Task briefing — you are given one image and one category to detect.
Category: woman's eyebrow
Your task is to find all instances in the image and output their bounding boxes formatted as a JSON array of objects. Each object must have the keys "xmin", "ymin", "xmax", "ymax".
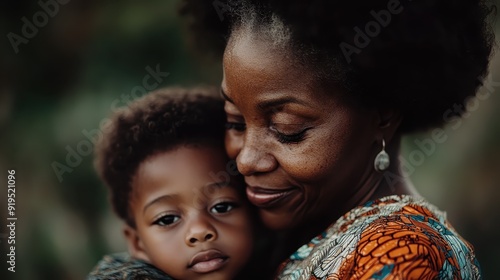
[
  {"xmin": 257, "ymin": 97, "xmax": 307, "ymax": 111},
  {"xmin": 221, "ymin": 87, "xmax": 309, "ymax": 109},
  {"xmin": 220, "ymin": 88, "xmax": 234, "ymax": 104}
]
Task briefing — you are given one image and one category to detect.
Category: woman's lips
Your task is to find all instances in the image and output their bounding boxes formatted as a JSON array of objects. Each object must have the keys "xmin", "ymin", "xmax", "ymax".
[
  {"xmin": 246, "ymin": 185, "xmax": 298, "ymax": 208},
  {"xmin": 188, "ymin": 249, "xmax": 228, "ymax": 273}
]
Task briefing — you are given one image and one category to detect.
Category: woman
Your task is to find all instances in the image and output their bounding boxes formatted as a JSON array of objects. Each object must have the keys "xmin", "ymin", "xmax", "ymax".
[
  {"xmin": 213, "ymin": 0, "xmax": 492, "ymax": 278},
  {"xmin": 91, "ymin": 0, "xmax": 493, "ymax": 278}
]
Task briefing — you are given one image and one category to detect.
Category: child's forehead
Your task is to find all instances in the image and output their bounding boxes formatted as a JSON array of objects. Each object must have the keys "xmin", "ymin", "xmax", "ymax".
[
  {"xmin": 132, "ymin": 145, "xmax": 243, "ymax": 198},
  {"xmin": 141, "ymin": 145, "xmax": 228, "ymax": 172}
]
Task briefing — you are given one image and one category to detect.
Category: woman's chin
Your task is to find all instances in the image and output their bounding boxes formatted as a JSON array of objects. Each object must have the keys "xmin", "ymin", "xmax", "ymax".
[{"xmin": 259, "ymin": 210, "xmax": 297, "ymax": 230}]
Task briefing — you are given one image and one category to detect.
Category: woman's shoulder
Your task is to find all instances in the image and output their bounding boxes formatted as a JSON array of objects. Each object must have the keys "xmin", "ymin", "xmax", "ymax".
[
  {"xmin": 278, "ymin": 195, "xmax": 482, "ymax": 279},
  {"xmin": 87, "ymin": 253, "xmax": 173, "ymax": 280},
  {"xmin": 349, "ymin": 195, "xmax": 481, "ymax": 279}
]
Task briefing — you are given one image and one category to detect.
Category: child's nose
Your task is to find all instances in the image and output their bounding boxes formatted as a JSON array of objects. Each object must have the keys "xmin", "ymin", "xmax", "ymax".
[{"xmin": 185, "ymin": 217, "xmax": 217, "ymax": 246}]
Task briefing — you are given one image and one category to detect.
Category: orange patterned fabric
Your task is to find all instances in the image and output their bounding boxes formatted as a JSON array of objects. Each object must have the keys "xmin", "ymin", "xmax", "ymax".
[{"xmin": 277, "ymin": 195, "xmax": 481, "ymax": 280}]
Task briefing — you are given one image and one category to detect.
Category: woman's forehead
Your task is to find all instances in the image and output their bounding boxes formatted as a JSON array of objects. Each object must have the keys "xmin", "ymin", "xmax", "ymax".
[
  {"xmin": 225, "ymin": 32, "xmax": 289, "ymax": 70},
  {"xmin": 224, "ymin": 36, "xmax": 311, "ymax": 89},
  {"xmin": 222, "ymin": 52, "xmax": 341, "ymax": 112}
]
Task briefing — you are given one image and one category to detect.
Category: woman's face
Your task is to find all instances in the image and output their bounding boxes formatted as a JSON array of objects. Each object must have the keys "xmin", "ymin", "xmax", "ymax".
[{"xmin": 222, "ymin": 32, "xmax": 380, "ymax": 230}]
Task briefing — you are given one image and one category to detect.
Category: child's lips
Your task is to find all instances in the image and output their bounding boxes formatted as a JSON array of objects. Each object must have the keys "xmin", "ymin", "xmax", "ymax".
[{"xmin": 188, "ymin": 249, "xmax": 229, "ymax": 273}]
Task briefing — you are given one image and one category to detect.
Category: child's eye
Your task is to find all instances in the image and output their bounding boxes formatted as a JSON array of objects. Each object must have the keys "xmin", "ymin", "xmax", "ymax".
[
  {"xmin": 210, "ymin": 202, "xmax": 237, "ymax": 214},
  {"xmin": 225, "ymin": 122, "xmax": 246, "ymax": 132},
  {"xmin": 153, "ymin": 215, "xmax": 180, "ymax": 226}
]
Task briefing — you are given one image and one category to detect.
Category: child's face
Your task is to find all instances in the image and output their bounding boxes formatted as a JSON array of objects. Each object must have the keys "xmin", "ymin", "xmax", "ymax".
[{"xmin": 125, "ymin": 146, "xmax": 254, "ymax": 280}]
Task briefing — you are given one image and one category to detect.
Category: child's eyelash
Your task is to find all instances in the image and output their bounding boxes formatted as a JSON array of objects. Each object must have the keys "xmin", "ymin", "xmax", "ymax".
[
  {"xmin": 152, "ymin": 215, "xmax": 180, "ymax": 227},
  {"xmin": 225, "ymin": 122, "xmax": 246, "ymax": 132},
  {"xmin": 210, "ymin": 201, "xmax": 240, "ymax": 214}
]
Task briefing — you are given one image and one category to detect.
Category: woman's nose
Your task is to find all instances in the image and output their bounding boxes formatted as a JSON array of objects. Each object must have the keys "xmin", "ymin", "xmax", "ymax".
[
  {"xmin": 236, "ymin": 130, "xmax": 277, "ymax": 176},
  {"xmin": 185, "ymin": 216, "xmax": 218, "ymax": 246}
]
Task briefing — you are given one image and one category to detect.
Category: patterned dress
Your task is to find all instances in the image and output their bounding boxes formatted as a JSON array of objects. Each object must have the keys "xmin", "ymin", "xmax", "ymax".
[
  {"xmin": 87, "ymin": 253, "xmax": 172, "ymax": 280},
  {"xmin": 87, "ymin": 195, "xmax": 481, "ymax": 279},
  {"xmin": 276, "ymin": 195, "xmax": 481, "ymax": 280}
]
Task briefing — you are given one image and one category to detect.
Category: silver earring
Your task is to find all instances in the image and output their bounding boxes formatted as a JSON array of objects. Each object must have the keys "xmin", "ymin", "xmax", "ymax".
[{"xmin": 374, "ymin": 139, "xmax": 390, "ymax": 172}]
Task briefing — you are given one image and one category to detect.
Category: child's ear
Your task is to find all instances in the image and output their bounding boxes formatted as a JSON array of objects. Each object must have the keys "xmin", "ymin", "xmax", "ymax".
[{"xmin": 123, "ymin": 224, "xmax": 150, "ymax": 262}]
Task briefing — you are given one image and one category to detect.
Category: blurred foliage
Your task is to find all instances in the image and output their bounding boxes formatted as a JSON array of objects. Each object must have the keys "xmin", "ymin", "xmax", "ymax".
[{"xmin": 0, "ymin": 0, "xmax": 499, "ymax": 279}]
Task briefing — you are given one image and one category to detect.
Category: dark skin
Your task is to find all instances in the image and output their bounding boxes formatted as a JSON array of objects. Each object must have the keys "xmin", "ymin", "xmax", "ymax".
[
  {"xmin": 124, "ymin": 146, "xmax": 254, "ymax": 280},
  {"xmin": 221, "ymin": 30, "xmax": 419, "ymax": 264}
]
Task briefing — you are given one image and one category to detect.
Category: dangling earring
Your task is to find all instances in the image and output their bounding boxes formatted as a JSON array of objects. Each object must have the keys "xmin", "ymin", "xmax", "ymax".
[{"xmin": 374, "ymin": 139, "xmax": 390, "ymax": 172}]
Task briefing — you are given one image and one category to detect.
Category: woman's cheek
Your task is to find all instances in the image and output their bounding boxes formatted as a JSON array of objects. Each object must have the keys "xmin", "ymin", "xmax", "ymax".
[
  {"xmin": 287, "ymin": 154, "xmax": 336, "ymax": 183},
  {"xmin": 281, "ymin": 158, "xmax": 317, "ymax": 181},
  {"xmin": 225, "ymin": 131, "xmax": 242, "ymax": 159}
]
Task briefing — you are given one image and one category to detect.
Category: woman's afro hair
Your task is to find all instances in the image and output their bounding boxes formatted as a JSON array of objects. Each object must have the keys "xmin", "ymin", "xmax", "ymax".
[{"xmin": 180, "ymin": 0, "xmax": 496, "ymax": 133}]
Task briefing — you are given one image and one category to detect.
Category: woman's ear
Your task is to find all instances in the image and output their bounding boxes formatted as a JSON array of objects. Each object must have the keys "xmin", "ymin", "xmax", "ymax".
[
  {"xmin": 377, "ymin": 109, "xmax": 402, "ymax": 142},
  {"xmin": 123, "ymin": 224, "xmax": 150, "ymax": 262}
]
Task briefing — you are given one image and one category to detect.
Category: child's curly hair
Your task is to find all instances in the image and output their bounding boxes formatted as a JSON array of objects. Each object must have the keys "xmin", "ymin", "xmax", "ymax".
[{"xmin": 94, "ymin": 87, "xmax": 225, "ymax": 227}]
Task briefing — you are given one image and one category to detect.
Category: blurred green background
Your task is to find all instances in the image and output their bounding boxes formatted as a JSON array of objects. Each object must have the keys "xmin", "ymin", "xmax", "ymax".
[{"xmin": 0, "ymin": 1, "xmax": 499, "ymax": 279}]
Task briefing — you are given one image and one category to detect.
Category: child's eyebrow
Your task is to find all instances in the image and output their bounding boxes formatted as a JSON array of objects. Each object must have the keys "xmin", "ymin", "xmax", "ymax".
[
  {"xmin": 205, "ymin": 180, "xmax": 231, "ymax": 189},
  {"xmin": 143, "ymin": 194, "xmax": 178, "ymax": 214}
]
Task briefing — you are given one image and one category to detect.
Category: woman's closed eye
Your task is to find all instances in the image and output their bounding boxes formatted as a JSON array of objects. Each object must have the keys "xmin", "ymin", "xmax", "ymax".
[
  {"xmin": 210, "ymin": 202, "xmax": 238, "ymax": 214},
  {"xmin": 153, "ymin": 215, "xmax": 180, "ymax": 227},
  {"xmin": 271, "ymin": 125, "xmax": 312, "ymax": 144}
]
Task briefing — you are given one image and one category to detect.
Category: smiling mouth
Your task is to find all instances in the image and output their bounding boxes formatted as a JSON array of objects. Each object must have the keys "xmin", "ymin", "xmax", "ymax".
[
  {"xmin": 246, "ymin": 185, "xmax": 298, "ymax": 208},
  {"xmin": 188, "ymin": 249, "xmax": 229, "ymax": 273}
]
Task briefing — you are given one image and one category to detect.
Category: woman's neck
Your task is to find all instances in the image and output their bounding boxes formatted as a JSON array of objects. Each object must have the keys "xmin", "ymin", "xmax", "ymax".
[
  {"xmin": 270, "ymin": 138, "xmax": 419, "ymax": 265},
  {"xmin": 366, "ymin": 138, "xmax": 420, "ymax": 201},
  {"xmin": 342, "ymin": 137, "xmax": 420, "ymax": 209}
]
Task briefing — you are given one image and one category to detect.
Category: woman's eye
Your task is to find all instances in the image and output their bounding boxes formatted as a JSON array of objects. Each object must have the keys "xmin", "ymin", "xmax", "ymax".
[
  {"xmin": 272, "ymin": 126, "xmax": 311, "ymax": 144},
  {"xmin": 225, "ymin": 122, "xmax": 246, "ymax": 132},
  {"xmin": 153, "ymin": 215, "xmax": 180, "ymax": 226},
  {"xmin": 210, "ymin": 202, "xmax": 237, "ymax": 214}
]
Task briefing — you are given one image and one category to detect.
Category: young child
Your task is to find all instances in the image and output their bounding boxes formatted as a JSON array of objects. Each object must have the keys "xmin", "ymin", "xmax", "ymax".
[{"xmin": 88, "ymin": 87, "xmax": 256, "ymax": 280}]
